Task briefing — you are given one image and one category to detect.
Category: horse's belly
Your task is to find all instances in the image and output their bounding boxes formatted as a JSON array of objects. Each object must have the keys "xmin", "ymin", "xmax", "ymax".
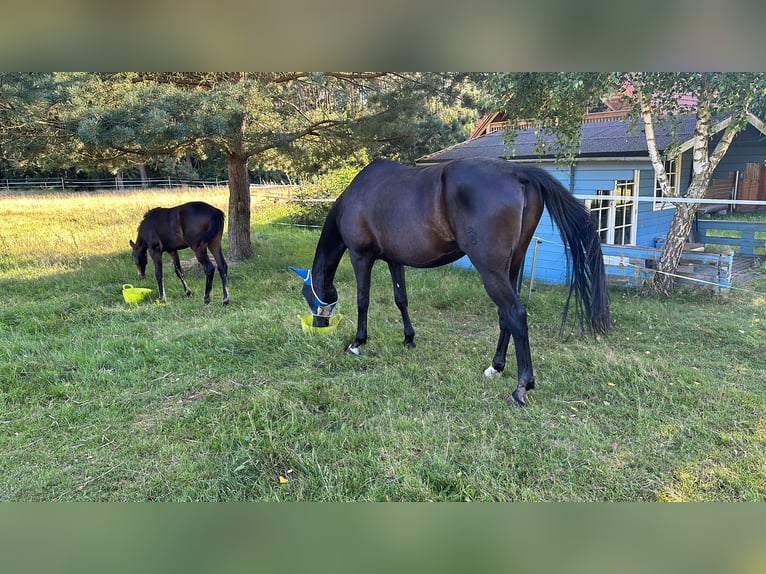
[{"xmin": 381, "ymin": 241, "xmax": 463, "ymax": 268}]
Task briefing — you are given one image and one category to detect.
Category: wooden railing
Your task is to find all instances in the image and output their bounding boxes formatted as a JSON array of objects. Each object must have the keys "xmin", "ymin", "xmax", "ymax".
[{"xmin": 694, "ymin": 220, "xmax": 766, "ymax": 256}]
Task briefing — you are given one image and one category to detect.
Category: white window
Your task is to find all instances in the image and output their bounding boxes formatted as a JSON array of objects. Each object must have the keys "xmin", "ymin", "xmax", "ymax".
[
  {"xmin": 586, "ymin": 171, "xmax": 639, "ymax": 246},
  {"xmin": 653, "ymin": 157, "xmax": 680, "ymax": 211}
]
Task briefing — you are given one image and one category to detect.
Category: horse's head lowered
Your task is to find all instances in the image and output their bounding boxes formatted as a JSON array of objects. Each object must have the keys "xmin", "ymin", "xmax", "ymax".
[
  {"xmin": 129, "ymin": 239, "xmax": 148, "ymax": 280},
  {"xmin": 289, "ymin": 266, "xmax": 337, "ymax": 327}
]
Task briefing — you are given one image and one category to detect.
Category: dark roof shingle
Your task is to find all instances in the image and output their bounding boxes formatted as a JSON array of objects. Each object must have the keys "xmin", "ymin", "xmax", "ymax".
[{"xmin": 418, "ymin": 115, "xmax": 699, "ymax": 164}]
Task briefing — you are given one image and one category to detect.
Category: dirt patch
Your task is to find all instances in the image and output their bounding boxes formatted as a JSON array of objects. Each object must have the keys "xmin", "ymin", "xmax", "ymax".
[{"xmin": 133, "ymin": 378, "xmax": 238, "ymax": 433}]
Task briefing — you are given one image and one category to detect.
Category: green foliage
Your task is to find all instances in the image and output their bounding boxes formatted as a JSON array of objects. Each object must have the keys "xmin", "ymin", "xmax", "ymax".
[
  {"xmin": 486, "ymin": 72, "xmax": 615, "ymax": 163},
  {"xmin": 3, "ymin": 72, "xmax": 480, "ymax": 178},
  {"xmin": 485, "ymin": 72, "xmax": 766, "ymax": 164},
  {"xmin": 288, "ymin": 152, "xmax": 369, "ymax": 227}
]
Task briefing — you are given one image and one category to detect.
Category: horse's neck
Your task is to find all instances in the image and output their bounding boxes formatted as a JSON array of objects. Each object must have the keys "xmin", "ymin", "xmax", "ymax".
[
  {"xmin": 311, "ymin": 253, "xmax": 340, "ymax": 302},
  {"xmin": 311, "ymin": 218, "xmax": 345, "ymax": 302}
]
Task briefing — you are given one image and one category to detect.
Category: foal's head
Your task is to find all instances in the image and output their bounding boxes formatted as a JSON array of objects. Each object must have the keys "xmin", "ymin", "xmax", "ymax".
[{"xmin": 129, "ymin": 239, "xmax": 148, "ymax": 280}]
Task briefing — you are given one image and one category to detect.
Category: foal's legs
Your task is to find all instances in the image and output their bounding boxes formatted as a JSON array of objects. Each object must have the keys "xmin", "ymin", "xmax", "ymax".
[
  {"xmin": 192, "ymin": 246, "xmax": 217, "ymax": 305},
  {"xmin": 348, "ymin": 252, "xmax": 374, "ymax": 355},
  {"xmin": 150, "ymin": 249, "xmax": 167, "ymax": 303},
  {"xmin": 480, "ymin": 269, "xmax": 535, "ymax": 407},
  {"xmin": 387, "ymin": 262, "xmax": 416, "ymax": 349},
  {"xmin": 208, "ymin": 236, "xmax": 229, "ymax": 305},
  {"xmin": 169, "ymin": 250, "xmax": 193, "ymax": 297}
]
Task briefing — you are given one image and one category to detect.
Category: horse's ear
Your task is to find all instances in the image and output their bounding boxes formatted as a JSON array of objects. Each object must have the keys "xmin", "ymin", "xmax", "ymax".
[
  {"xmin": 129, "ymin": 240, "xmax": 135, "ymax": 248},
  {"xmin": 288, "ymin": 266, "xmax": 311, "ymax": 283}
]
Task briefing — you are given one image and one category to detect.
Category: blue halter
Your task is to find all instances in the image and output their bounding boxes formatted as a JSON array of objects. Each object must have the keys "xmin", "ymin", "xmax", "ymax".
[{"xmin": 289, "ymin": 266, "xmax": 337, "ymax": 317}]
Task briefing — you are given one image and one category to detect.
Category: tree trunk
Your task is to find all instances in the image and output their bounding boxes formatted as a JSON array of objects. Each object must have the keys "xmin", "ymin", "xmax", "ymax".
[
  {"xmin": 646, "ymin": 80, "xmax": 744, "ymax": 296},
  {"xmin": 227, "ymin": 152, "xmax": 252, "ymax": 261},
  {"xmin": 652, "ymin": 203, "xmax": 697, "ymax": 295},
  {"xmin": 138, "ymin": 164, "xmax": 149, "ymax": 188}
]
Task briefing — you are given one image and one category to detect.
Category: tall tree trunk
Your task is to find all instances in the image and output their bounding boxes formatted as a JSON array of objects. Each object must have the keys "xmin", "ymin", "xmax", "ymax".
[
  {"xmin": 645, "ymin": 77, "xmax": 745, "ymax": 295},
  {"xmin": 652, "ymin": 203, "xmax": 697, "ymax": 295},
  {"xmin": 226, "ymin": 151, "xmax": 252, "ymax": 261}
]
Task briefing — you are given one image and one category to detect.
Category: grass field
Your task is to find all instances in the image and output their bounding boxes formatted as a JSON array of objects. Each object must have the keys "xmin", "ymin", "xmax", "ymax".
[{"xmin": 1, "ymin": 188, "xmax": 765, "ymax": 501}]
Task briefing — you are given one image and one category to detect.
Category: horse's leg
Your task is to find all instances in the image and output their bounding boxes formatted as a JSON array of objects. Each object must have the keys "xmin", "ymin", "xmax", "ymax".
[
  {"xmin": 170, "ymin": 250, "xmax": 193, "ymax": 298},
  {"xmin": 348, "ymin": 252, "xmax": 374, "ymax": 355},
  {"xmin": 150, "ymin": 249, "xmax": 166, "ymax": 303},
  {"xmin": 208, "ymin": 237, "xmax": 229, "ymax": 305},
  {"xmin": 193, "ymin": 247, "xmax": 216, "ymax": 305},
  {"xmin": 480, "ymin": 271, "xmax": 535, "ymax": 407},
  {"xmin": 387, "ymin": 261, "xmax": 415, "ymax": 349}
]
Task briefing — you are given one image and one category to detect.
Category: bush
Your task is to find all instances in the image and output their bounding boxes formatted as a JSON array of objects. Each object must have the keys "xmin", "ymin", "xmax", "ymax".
[{"xmin": 288, "ymin": 158, "xmax": 367, "ymax": 227}]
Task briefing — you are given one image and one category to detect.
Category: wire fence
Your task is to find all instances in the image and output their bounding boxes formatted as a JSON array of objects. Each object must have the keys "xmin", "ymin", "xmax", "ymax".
[
  {"xmin": 3, "ymin": 174, "xmax": 765, "ymax": 207},
  {"xmin": 0, "ymin": 176, "xmax": 295, "ymax": 193}
]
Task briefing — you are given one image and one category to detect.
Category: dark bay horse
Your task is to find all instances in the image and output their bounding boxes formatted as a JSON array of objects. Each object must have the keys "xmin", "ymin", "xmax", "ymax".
[
  {"xmin": 290, "ymin": 158, "xmax": 610, "ymax": 407},
  {"xmin": 130, "ymin": 201, "xmax": 229, "ymax": 305}
]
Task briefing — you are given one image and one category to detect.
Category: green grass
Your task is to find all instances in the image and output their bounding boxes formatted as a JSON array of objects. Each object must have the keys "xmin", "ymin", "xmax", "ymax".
[{"xmin": 1, "ymin": 189, "xmax": 765, "ymax": 500}]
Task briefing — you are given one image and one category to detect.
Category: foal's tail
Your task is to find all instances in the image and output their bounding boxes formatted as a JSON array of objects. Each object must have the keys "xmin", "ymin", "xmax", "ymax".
[
  {"xmin": 520, "ymin": 165, "xmax": 611, "ymax": 336},
  {"xmin": 202, "ymin": 207, "xmax": 226, "ymax": 244}
]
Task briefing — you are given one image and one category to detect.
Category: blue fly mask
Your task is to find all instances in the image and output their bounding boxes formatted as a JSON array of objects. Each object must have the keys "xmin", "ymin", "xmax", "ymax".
[{"xmin": 289, "ymin": 266, "xmax": 338, "ymax": 317}]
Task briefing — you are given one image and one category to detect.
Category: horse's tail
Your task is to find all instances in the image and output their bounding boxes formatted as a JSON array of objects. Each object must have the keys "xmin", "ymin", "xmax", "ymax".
[
  {"xmin": 520, "ymin": 166, "xmax": 611, "ymax": 336},
  {"xmin": 202, "ymin": 207, "xmax": 226, "ymax": 244}
]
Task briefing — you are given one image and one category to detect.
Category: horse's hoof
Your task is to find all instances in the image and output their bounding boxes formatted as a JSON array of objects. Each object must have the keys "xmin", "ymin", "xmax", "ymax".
[
  {"xmin": 403, "ymin": 340, "xmax": 416, "ymax": 350},
  {"xmin": 484, "ymin": 365, "xmax": 502, "ymax": 378},
  {"xmin": 222, "ymin": 299, "xmax": 229, "ymax": 306},
  {"xmin": 508, "ymin": 388, "xmax": 528, "ymax": 407},
  {"xmin": 186, "ymin": 291, "xmax": 193, "ymax": 298},
  {"xmin": 347, "ymin": 345, "xmax": 361, "ymax": 356}
]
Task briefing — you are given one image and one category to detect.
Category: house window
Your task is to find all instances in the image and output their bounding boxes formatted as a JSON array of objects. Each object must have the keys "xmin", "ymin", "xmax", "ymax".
[
  {"xmin": 587, "ymin": 173, "xmax": 639, "ymax": 246},
  {"xmin": 654, "ymin": 157, "xmax": 680, "ymax": 211}
]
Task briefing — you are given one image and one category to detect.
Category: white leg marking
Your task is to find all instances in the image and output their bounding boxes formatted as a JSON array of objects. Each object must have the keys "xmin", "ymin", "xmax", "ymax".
[
  {"xmin": 484, "ymin": 365, "xmax": 501, "ymax": 378},
  {"xmin": 347, "ymin": 344, "xmax": 361, "ymax": 356}
]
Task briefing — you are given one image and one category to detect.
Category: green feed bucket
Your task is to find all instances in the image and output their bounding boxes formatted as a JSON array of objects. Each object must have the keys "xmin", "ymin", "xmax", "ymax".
[
  {"xmin": 300, "ymin": 313, "xmax": 343, "ymax": 335},
  {"xmin": 122, "ymin": 284, "xmax": 153, "ymax": 304}
]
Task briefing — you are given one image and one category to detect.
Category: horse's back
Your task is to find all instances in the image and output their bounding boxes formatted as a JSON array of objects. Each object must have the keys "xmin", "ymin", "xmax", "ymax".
[
  {"xmin": 180, "ymin": 201, "xmax": 223, "ymax": 217},
  {"xmin": 334, "ymin": 158, "xmax": 544, "ymax": 268},
  {"xmin": 139, "ymin": 201, "xmax": 223, "ymax": 251}
]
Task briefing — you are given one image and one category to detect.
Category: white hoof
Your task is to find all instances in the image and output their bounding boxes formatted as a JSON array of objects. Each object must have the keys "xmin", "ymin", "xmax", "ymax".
[
  {"xmin": 347, "ymin": 345, "xmax": 361, "ymax": 356},
  {"xmin": 484, "ymin": 365, "xmax": 502, "ymax": 378}
]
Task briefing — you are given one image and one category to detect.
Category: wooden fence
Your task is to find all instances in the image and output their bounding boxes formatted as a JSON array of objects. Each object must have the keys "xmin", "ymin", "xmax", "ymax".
[
  {"xmin": 693, "ymin": 220, "xmax": 766, "ymax": 256},
  {"xmin": 600, "ymin": 244, "xmax": 733, "ymax": 293}
]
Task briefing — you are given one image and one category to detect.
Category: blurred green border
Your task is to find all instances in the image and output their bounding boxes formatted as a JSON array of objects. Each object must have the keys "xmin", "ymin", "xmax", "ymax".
[
  {"xmin": 1, "ymin": 504, "xmax": 765, "ymax": 574},
  {"xmin": 3, "ymin": 0, "xmax": 766, "ymax": 70}
]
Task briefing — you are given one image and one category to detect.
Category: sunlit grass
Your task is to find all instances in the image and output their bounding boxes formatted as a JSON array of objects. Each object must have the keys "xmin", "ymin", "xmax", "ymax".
[
  {"xmin": 2, "ymin": 188, "xmax": 765, "ymax": 501},
  {"xmin": 0, "ymin": 188, "xmax": 230, "ymax": 271}
]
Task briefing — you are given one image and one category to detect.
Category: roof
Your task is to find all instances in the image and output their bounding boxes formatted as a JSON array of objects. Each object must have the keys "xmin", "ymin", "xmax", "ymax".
[{"xmin": 417, "ymin": 113, "xmax": 766, "ymax": 165}]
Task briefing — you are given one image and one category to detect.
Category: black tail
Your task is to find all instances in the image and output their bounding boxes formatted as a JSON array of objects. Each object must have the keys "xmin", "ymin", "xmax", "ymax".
[
  {"xmin": 521, "ymin": 166, "xmax": 611, "ymax": 336},
  {"xmin": 202, "ymin": 208, "xmax": 225, "ymax": 244}
]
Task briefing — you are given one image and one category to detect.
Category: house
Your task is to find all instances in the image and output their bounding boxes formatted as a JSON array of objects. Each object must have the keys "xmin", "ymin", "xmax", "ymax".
[{"xmin": 416, "ymin": 111, "xmax": 766, "ymax": 288}]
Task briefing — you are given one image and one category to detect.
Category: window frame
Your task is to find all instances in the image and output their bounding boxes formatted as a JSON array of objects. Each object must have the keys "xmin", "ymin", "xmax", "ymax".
[
  {"xmin": 653, "ymin": 156, "xmax": 681, "ymax": 211},
  {"xmin": 586, "ymin": 170, "xmax": 639, "ymax": 246}
]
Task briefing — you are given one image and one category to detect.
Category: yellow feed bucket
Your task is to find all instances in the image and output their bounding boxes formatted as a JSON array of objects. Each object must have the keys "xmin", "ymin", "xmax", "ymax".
[
  {"xmin": 122, "ymin": 284, "xmax": 153, "ymax": 304},
  {"xmin": 300, "ymin": 313, "xmax": 343, "ymax": 335}
]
